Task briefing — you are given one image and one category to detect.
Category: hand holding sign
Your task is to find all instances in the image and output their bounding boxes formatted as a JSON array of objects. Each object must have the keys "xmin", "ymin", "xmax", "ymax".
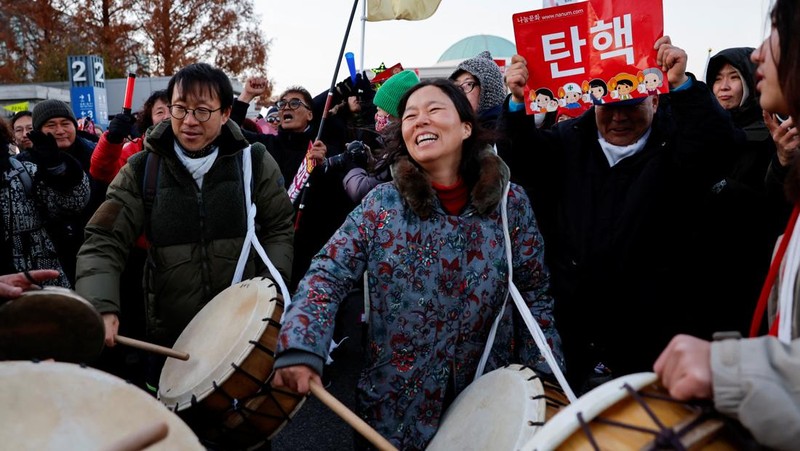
[
  {"xmin": 654, "ymin": 36, "xmax": 689, "ymax": 89},
  {"xmin": 506, "ymin": 55, "xmax": 529, "ymax": 104}
]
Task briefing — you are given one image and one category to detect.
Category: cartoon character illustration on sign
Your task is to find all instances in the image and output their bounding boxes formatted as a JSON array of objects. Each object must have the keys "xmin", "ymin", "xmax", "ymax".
[
  {"xmin": 608, "ymin": 73, "xmax": 639, "ymax": 101},
  {"xmin": 582, "ymin": 78, "xmax": 608, "ymax": 105},
  {"xmin": 530, "ymin": 87, "xmax": 559, "ymax": 113},
  {"xmin": 559, "ymin": 82, "xmax": 583, "ymax": 109},
  {"xmin": 638, "ymin": 68, "xmax": 664, "ymax": 95}
]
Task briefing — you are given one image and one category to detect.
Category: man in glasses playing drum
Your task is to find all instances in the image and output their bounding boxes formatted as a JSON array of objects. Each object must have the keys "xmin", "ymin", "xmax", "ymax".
[{"xmin": 75, "ymin": 63, "xmax": 295, "ymax": 390}]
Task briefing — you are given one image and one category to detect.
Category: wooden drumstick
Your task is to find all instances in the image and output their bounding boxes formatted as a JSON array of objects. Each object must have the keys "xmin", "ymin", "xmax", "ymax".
[
  {"xmin": 309, "ymin": 380, "xmax": 398, "ymax": 451},
  {"xmin": 102, "ymin": 421, "xmax": 169, "ymax": 451},
  {"xmin": 114, "ymin": 335, "xmax": 190, "ymax": 361}
]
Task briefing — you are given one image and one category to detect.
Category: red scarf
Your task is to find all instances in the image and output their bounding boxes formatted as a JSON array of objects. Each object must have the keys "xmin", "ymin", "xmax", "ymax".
[
  {"xmin": 432, "ymin": 178, "xmax": 468, "ymax": 216},
  {"xmin": 750, "ymin": 204, "xmax": 800, "ymax": 337}
]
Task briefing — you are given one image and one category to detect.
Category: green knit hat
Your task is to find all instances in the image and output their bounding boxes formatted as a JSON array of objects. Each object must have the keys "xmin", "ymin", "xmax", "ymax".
[
  {"xmin": 32, "ymin": 99, "xmax": 78, "ymax": 131},
  {"xmin": 373, "ymin": 70, "xmax": 420, "ymax": 118}
]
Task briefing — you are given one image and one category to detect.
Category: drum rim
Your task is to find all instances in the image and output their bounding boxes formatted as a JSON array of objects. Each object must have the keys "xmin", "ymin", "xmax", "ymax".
[
  {"xmin": 0, "ymin": 360, "xmax": 203, "ymax": 449},
  {"xmin": 427, "ymin": 364, "xmax": 547, "ymax": 451},
  {"xmin": 520, "ymin": 372, "xmax": 658, "ymax": 451},
  {"xmin": 16, "ymin": 286, "xmax": 97, "ymax": 309},
  {"xmin": 158, "ymin": 278, "xmax": 278, "ymax": 410}
]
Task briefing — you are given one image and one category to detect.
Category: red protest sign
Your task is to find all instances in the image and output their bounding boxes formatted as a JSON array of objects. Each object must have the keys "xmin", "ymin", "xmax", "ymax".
[{"xmin": 513, "ymin": 0, "xmax": 667, "ymax": 115}]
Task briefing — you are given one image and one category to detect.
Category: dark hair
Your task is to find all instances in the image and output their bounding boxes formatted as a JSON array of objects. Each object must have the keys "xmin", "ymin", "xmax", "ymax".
[
  {"xmin": 167, "ymin": 63, "xmax": 233, "ymax": 111},
  {"xmin": 10, "ymin": 111, "xmax": 32, "ymax": 128},
  {"xmin": 0, "ymin": 118, "xmax": 12, "ymax": 146},
  {"xmin": 772, "ymin": 0, "xmax": 800, "ymax": 120},
  {"xmin": 616, "ymin": 79, "xmax": 634, "ymax": 88},
  {"xmin": 279, "ymin": 86, "xmax": 313, "ymax": 109},
  {"xmin": 535, "ymin": 88, "xmax": 554, "ymax": 99},
  {"xmin": 589, "ymin": 79, "xmax": 608, "ymax": 95},
  {"xmin": 137, "ymin": 89, "xmax": 169, "ymax": 131},
  {"xmin": 771, "ymin": 0, "xmax": 800, "ymax": 202},
  {"xmin": 382, "ymin": 79, "xmax": 494, "ymax": 190}
]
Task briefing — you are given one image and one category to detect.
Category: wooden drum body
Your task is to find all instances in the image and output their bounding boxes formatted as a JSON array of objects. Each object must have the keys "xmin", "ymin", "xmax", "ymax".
[
  {"xmin": 427, "ymin": 364, "xmax": 569, "ymax": 451},
  {"xmin": 158, "ymin": 277, "xmax": 304, "ymax": 449},
  {"xmin": 523, "ymin": 372, "xmax": 752, "ymax": 451}
]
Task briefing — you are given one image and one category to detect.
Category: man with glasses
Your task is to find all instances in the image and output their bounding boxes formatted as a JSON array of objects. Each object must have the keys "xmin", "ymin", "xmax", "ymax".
[
  {"xmin": 229, "ymin": 83, "xmax": 354, "ymax": 291},
  {"xmin": 75, "ymin": 63, "xmax": 295, "ymax": 398},
  {"xmin": 10, "ymin": 111, "xmax": 33, "ymax": 156}
]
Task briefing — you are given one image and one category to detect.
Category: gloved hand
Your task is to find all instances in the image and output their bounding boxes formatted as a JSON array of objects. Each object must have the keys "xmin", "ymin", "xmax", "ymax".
[
  {"xmin": 346, "ymin": 141, "xmax": 371, "ymax": 169},
  {"xmin": 335, "ymin": 75, "xmax": 357, "ymax": 99},
  {"xmin": 27, "ymin": 131, "xmax": 63, "ymax": 170},
  {"xmin": 106, "ymin": 112, "xmax": 135, "ymax": 144},
  {"xmin": 354, "ymin": 72, "xmax": 375, "ymax": 102}
]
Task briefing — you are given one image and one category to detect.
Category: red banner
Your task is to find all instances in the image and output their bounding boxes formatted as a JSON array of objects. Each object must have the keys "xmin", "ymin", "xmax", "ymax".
[{"xmin": 513, "ymin": 0, "xmax": 666, "ymax": 115}]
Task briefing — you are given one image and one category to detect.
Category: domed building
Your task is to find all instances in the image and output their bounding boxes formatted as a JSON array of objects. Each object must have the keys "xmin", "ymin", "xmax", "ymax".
[
  {"xmin": 437, "ymin": 35, "xmax": 516, "ymax": 64},
  {"xmin": 414, "ymin": 34, "xmax": 516, "ymax": 79}
]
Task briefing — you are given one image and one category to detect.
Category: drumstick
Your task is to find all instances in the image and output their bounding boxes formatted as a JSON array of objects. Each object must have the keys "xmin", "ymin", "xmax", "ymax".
[
  {"xmin": 309, "ymin": 380, "xmax": 398, "ymax": 451},
  {"xmin": 102, "ymin": 421, "xmax": 169, "ymax": 451},
  {"xmin": 115, "ymin": 335, "xmax": 190, "ymax": 361}
]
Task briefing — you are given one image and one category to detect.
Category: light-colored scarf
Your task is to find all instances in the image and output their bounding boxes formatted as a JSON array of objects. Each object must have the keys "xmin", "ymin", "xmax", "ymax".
[{"xmin": 174, "ymin": 141, "xmax": 218, "ymax": 189}]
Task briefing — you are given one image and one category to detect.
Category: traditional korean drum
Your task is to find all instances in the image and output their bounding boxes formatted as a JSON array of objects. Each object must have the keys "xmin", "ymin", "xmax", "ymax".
[
  {"xmin": 427, "ymin": 364, "xmax": 569, "ymax": 450},
  {"xmin": 158, "ymin": 277, "xmax": 304, "ymax": 449},
  {"xmin": 522, "ymin": 372, "xmax": 753, "ymax": 450},
  {"xmin": 0, "ymin": 286, "xmax": 104, "ymax": 363},
  {"xmin": 0, "ymin": 360, "xmax": 203, "ymax": 450}
]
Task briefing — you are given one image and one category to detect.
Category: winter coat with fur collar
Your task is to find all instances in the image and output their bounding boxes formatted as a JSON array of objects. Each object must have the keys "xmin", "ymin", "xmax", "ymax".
[{"xmin": 276, "ymin": 147, "xmax": 563, "ymax": 450}]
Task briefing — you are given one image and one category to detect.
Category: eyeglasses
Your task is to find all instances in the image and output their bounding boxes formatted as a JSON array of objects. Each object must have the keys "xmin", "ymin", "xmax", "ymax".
[
  {"xmin": 266, "ymin": 116, "xmax": 280, "ymax": 124},
  {"xmin": 276, "ymin": 99, "xmax": 310, "ymax": 110},
  {"xmin": 457, "ymin": 80, "xmax": 479, "ymax": 94},
  {"xmin": 168, "ymin": 105, "xmax": 222, "ymax": 122}
]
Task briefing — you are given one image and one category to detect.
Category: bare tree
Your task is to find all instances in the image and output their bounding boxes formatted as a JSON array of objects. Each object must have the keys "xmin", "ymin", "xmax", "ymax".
[
  {"xmin": 133, "ymin": 0, "xmax": 269, "ymax": 77},
  {"xmin": 0, "ymin": 0, "xmax": 268, "ymax": 83}
]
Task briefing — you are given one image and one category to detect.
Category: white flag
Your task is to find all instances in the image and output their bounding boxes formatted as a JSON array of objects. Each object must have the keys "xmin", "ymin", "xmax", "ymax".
[{"xmin": 367, "ymin": 0, "xmax": 442, "ymax": 22}]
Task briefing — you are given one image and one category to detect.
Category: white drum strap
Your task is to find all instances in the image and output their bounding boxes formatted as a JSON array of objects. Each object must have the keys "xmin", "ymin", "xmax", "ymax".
[
  {"xmin": 778, "ymin": 217, "xmax": 800, "ymax": 343},
  {"xmin": 233, "ymin": 145, "xmax": 292, "ymax": 318},
  {"xmin": 476, "ymin": 182, "xmax": 577, "ymax": 403}
]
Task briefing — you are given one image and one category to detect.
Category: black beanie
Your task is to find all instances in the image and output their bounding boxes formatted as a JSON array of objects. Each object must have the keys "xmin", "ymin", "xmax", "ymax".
[{"xmin": 32, "ymin": 99, "xmax": 78, "ymax": 131}]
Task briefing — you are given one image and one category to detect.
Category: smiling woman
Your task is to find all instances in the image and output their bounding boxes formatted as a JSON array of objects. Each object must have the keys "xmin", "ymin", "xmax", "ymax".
[{"xmin": 271, "ymin": 78, "xmax": 563, "ymax": 449}]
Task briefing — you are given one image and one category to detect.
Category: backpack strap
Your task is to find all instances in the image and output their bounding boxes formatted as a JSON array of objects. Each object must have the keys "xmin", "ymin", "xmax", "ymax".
[
  {"xmin": 141, "ymin": 152, "xmax": 161, "ymax": 240},
  {"xmin": 7, "ymin": 158, "xmax": 34, "ymax": 196}
]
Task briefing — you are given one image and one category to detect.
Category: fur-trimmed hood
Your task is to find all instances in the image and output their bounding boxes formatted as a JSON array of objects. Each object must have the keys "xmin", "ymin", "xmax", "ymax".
[{"xmin": 391, "ymin": 146, "xmax": 510, "ymax": 219}]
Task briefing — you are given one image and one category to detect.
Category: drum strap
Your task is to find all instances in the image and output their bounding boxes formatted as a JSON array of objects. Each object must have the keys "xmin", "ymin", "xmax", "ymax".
[
  {"xmin": 232, "ymin": 144, "xmax": 292, "ymax": 317},
  {"xmin": 476, "ymin": 182, "xmax": 578, "ymax": 403}
]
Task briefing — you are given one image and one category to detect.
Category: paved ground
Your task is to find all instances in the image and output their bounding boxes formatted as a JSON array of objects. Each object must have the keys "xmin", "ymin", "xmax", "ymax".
[{"xmin": 271, "ymin": 290, "xmax": 366, "ymax": 451}]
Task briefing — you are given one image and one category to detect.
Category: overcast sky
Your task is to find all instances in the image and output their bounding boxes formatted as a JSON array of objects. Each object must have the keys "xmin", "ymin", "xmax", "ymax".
[{"xmin": 253, "ymin": 0, "xmax": 773, "ymax": 95}]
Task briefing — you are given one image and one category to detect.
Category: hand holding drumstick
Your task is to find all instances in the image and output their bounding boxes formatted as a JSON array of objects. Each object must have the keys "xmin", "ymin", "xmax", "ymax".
[{"xmin": 102, "ymin": 313, "xmax": 190, "ymax": 361}]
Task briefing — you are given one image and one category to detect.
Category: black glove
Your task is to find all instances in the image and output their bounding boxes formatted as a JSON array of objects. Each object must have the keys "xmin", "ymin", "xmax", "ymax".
[
  {"xmin": 354, "ymin": 72, "xmax": 375, "ymax": 103},
  {"xmin": 106, "ymin": 112, "xmax": 135, "ymax": 144},
  {"xmin": 347, "ymin": 141, "xmax": 370, "ymax": 169},
  {"xmin": 27, "ymin": 131, "xmax": 63, "ymax": 170},
  {"xmin": 335, "ymin": 75, "xmax": 357, "ymax": 99}
]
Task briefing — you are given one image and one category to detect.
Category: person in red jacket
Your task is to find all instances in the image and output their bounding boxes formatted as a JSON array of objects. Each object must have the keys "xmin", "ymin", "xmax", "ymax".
[
  {"xmin": 88, "ymin": 89, "xmax": 169, "ymax": 387},
  {"xmin": 90, "ymin": 90, "xmax": 169, "ymax": 184}
]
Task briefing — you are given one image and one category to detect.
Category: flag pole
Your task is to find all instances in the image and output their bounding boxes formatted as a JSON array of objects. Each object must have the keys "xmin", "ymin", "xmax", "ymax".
[
  {"xmin": 359, "ymin": 0, "xmax": 367, "ymax": 73},
  {"xmin": 294, "ymin": 0, "xmax": 361, "ymax": 231},
  {"xmin": 316, "ymin": 0, "xmax": 361, "ymax": 142}
]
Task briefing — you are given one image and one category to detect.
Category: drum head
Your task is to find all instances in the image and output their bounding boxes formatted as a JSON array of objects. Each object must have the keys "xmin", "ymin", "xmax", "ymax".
[
  {"xmin": 0, "ymin": 361, "xmax": 203, "ymax": 449},
  {"xmin": 521, "ymin": 372, "xmax": 658, "ymax": 451},
  {"xmin": 159, "ymin": 278, "xmax": 278, "ymax": 410},
  {"xmin": 0, "ymin": 287, "xmax": 104, "ymax": 363},
  {"xmin": 427, "ymin": 364, "xmax": 546, "ymax": 451}
]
